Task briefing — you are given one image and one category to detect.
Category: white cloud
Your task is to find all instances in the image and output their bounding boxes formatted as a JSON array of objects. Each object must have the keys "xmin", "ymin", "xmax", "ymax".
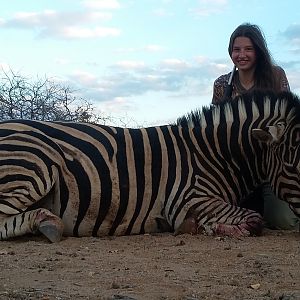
[
  {"xmin": 152, "ymin": 8, "xmax": 173, "ymax": 17},
  {"xmin": 59, "ymin": 26, "xmax": 120, "ymax": 39},
  {"xmin": 71, "ymin": 70, "xmax": 99, "ymax": 87},
  {"xmin": 211, "ymin": 62, "xmax": 229, "ymax": 71},
  {"xmin": 82, "ymin": 0, "xmax": 121, "ymax": 10},
  {"xmin": 0, "ymin": 8, "xmax": 119, "ymax": 40},
  {"xmin": 286, "ymin": 69, "xmax": 300, "ymax": 92},
  {"xmin": 112, "ymin": 60, "xmax": 146, "ymax": 70},
  {"xmin": 144, "ymin": 45, "xmax": 165, "ymax": 52},
  {"xmin": 101, "ymin": 97, "xmax": 135, "ymax": 113},
  {"xmin": 160, "ymin": 59, "xmax": 190, "ymax": 70},
  {"xmin": 116, "ymin": 44, "xmax": 165, "ymax": 54},
  {"xmin": 6, "ymin": 10, "xmax": 112, "ymax": 26},
  {"xmin": 192, "ymin": 0, "xmax": 228, "ymax": 16},
  {"xmin": 282, "ymin": 23, "xmax": 300, "ymax": 40},
  {"xmin": 194, "ymin": 56, "xmax": 208, "ymax": 64},
  {"xmin": 65, "ymin": 56, "xmax": 218, "ymax": 106},
  {"xmin": 280, "ymin": 24, "xmax": 300, "ymax": 57}
]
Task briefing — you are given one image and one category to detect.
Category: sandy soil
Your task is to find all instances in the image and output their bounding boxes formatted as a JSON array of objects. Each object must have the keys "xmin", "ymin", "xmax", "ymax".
[{"xmin": 0, "ymin": 229, "xmax": 299, "ymax": 300}]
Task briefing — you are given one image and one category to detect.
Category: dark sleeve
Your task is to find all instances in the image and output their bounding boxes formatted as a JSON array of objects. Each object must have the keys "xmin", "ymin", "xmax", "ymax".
[
  {"xmin": 212, "ymin": 75, "xmax": 228, "ymax": 104},
  {"xmin": 274, "ymin": 66, "xmax": 290, "ymax": 92},
  {"xmin": 279, "ymin": 68, "xmax": 290, "ymax": 92}
]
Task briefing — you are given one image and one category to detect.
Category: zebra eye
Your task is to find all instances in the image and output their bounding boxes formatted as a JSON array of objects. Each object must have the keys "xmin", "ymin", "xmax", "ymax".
[
  {"xmin": 277, "ymin": 121, "xmax": 286, "ymax": 127},
  {"xmin": 284, "ymin": 163, "xmax": 300, "ymax": 176},
  {"xmin": 284, "ymin": 166, "xmax": 294, "ymax": 178}
]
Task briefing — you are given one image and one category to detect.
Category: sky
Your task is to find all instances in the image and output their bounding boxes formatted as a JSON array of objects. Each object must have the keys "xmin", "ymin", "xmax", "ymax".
[{"xmin": 0, "ymin": 0, "xmax": 300, "ymax": 127}]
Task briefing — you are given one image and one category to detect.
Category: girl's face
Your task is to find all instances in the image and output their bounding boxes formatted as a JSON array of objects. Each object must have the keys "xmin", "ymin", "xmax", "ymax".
[{"xmin": 231, "ymin": 36, "xmax": 257, "ymax": 72}]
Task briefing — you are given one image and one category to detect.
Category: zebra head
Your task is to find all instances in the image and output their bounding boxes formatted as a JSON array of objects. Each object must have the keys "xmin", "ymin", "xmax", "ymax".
[{"xmin": 252, "ymin": 100, "xmax": 300, "ymax": 218}]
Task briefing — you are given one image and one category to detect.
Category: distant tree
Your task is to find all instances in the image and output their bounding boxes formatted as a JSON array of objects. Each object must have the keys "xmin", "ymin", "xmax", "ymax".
[{"xmin": 0, "ymin": 69, "xmax": 107, "ymax": 123}]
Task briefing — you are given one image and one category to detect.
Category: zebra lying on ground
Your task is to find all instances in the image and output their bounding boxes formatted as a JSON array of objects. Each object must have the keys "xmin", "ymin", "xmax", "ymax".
[{"xmin": 0, "ymin": 90, "xmax": 300, "ymax": 242}]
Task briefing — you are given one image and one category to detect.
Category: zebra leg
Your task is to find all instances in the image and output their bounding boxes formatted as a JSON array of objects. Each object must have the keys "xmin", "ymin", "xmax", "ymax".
[
  {"xmin": 199, "ymin": 204, "xmax": 263, "ymax": 237},
  {"xmin": 207, "ymin": 214, "xmax": 263, "ymax": 237},
  {"xmin": 0, "ymin": 208, "xmax": 64, "ymax": 242},
  {"xmin": 175, "ymin": 199, "xmax": 264, "ymax": 237},
  {"xmin": 174, "ymin": 215, "xmax": 198, "ymax": 235}
]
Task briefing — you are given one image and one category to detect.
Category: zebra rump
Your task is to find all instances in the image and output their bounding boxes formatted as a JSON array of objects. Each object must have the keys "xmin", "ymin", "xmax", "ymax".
[{"xmin": 0, "ymin": 90, "xmax": 300, "ymax": 242}]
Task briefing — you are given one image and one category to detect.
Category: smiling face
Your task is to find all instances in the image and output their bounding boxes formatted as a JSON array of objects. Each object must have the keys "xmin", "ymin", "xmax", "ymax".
[{"xmin": 231, "ymin": 36, "xmax": 257, "ymax": 72}]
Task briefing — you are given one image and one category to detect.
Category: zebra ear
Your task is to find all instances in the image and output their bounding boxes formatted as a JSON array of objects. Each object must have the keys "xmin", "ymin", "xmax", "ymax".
[
  {"xmin": 252, "ymin": 129, "xmax": 273, "ymax": 143},
  {"xmin": 252, "ymin": 123, "xmax": 286, "ymax": 143},
  {"xmin": 268, "ymin": 122, "xmax": 286, "ymax": 142}
]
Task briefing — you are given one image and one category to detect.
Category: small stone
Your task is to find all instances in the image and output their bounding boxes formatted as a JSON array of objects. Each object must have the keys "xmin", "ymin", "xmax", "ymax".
[
  {"xmin": 176, "ymin": 240, "xmax": 186, "ymax": 246},
  {"xmin": 249, "ymin": 283, "xmax": 260, "ymax": 290},
  {"xmin": 111, "ymin": 282, "xmax": 120, "ymax": 289}
]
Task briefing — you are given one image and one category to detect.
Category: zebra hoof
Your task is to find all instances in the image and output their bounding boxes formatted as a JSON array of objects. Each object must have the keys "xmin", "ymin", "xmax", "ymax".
[{"xmin": 39, "ymin": 220, "xmax": 64, "ymax": 243}]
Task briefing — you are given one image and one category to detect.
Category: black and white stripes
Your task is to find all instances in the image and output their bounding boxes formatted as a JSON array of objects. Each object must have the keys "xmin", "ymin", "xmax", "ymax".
[{"xmin": 0, "ymin": 90, "xmax": 300, "ymax": 241}]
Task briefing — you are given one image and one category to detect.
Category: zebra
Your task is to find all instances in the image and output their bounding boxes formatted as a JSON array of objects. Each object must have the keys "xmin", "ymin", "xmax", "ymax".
[{"xmin": 0, "ymin": 90, "xmax": 300, "ymax": 242}]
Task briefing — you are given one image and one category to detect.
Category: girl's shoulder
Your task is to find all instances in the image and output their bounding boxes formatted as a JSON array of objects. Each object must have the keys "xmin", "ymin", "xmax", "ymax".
[
  {"xmin": 214, "ymin": 72, "xmax": 232, "ymax": 86},
  {"xmin": 272, "ymin": 65, "xmax": 290, "ymax": 92},
  {"xmin": 272, "ymin": 65, "xmax": 290, "ymax": 82},
  {"xmin": 273, "ymin": 65, "xmax": 286, "ymax": 75},
  {"xmin": 212, "ymin": 71, "xmax": 233, "ymax": 104}
]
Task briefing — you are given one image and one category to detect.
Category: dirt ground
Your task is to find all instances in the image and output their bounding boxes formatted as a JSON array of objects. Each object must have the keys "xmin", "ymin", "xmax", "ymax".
[{"xmin": 0, "ymin": 229, "xmax": 299, "ymax": 300}]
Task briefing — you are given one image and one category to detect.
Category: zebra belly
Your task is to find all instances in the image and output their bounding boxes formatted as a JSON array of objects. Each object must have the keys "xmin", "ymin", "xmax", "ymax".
[{"xmin": 59, "ymin": 192, "xmax": 166, "ymax": 237}]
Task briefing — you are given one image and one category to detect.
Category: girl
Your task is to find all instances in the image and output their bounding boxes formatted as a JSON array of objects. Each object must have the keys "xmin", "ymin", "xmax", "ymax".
[
  {"xmin": 212, "ymin": 23, "xmax": 299, "ymax": 230},
  {"xmin": 212, "ymin": 23, "xmax": 290, "ymax": 103}
]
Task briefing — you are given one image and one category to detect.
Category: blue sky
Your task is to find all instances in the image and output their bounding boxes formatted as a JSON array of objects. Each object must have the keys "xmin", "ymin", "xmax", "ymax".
[{"xmin": 0, "ymin": 0, "xmax": 300, "ymax": 127}]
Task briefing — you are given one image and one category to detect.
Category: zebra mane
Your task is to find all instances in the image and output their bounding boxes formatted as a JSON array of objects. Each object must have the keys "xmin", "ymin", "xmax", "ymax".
[{"xmin": 176, "ymin": 91, "xmax": 300, "ymax": 128}]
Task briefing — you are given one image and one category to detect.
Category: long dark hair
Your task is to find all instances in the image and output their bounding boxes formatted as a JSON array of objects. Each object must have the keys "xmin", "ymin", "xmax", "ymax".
[{"xmin": 228, "ymin": 23, "xmax": 280, "ymax": 92}]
